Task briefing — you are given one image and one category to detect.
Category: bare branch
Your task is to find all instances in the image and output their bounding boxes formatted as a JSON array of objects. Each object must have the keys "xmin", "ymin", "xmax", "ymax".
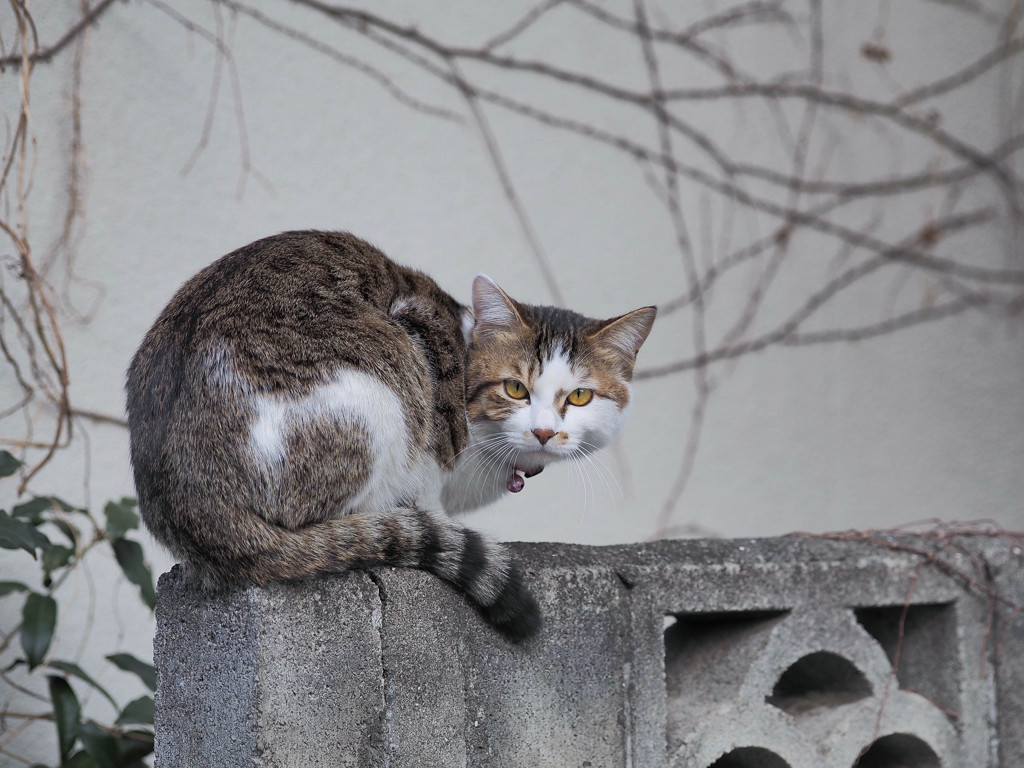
[
  {"xmin": 892, "ymin": 35, "xmax": 1024, "ymax": 108},
  {"xmin": 0, "ymin": 0, "xmax": 118, "ymax": 69},
  {"xmin": 450, "ymin": 60, "xmax": 566, "ymax": 305},
  {"xmin": 220, "ymin": 0, "xmax": 463, "ymax": 122},
  {"xmin": 482, "ymin": 0, "xmax": 565, "ymax": 52},
  {"xmin": 635, "ymin": 208, "xmax": 999, "ymax": 380}
]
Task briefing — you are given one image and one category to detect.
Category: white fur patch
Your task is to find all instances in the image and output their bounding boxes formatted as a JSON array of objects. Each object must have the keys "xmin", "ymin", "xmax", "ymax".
[
  {"xmin": 246, "ymin": 368, "xmax": 436, "ymax": 513},
  {"xmin": 528, "ymin": 347, "xmax": 575, "ymax": 433},
  {"xmin": 250, "ymin": 398, "xmax": 289, "ymax": 463},
  {"xmin": 524, "ymin": 346, "xmax": 627, "ymax": 459}
]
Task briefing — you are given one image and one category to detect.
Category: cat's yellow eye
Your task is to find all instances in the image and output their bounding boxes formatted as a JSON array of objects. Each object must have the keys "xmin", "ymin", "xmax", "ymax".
[
  {"xmin": 566, "ymin": 388, "xmax": 593, "ymax": 407},
  {"xmin": 504, "ymin": 380, "xmax": 529, "ymax": 400}
]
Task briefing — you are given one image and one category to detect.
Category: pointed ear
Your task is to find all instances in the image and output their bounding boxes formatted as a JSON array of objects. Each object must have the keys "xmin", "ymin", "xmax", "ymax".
[
  {"xmin": 590, "ymin": 306, "xmax": 656, "ymax": 365},
  {"xmin": 471, "ymin": 275, "xmax": 526, "ymax": 337}
]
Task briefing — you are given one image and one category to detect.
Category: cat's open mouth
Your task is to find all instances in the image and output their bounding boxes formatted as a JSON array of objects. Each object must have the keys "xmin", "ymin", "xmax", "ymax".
[{"xmin": 506, "ymin": 463, "xmax": 544, "ymax": 493}]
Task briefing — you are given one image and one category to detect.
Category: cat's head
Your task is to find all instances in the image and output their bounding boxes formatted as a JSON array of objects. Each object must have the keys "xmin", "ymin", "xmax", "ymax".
[{"xmin": 465, "ymin": 275, "xmax": 655, "ymax": 490}]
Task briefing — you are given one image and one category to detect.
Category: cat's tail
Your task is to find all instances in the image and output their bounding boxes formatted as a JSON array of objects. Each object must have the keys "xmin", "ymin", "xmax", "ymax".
[{"xmin": 185, "ymin": 507, "xmax": 541, "ymax": 642}]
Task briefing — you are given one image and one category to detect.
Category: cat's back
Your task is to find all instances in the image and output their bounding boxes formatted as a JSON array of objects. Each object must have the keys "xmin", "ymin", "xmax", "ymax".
[
  {"xmin": 138, "ymin": 230, "xmax": 413, "ymax": 357},
  {"xmin": 126, "ymin": 231, "xmax": 468, "ymax": 469},
  {"xmin": 130, "ymin": 230, "xmax": 454, "ymax": 388}
]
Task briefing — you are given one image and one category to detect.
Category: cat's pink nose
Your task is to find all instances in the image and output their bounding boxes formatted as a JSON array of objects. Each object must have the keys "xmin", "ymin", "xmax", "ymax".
[{"xmin": 532, "ymin": 428, "xmax": 556, "ymax": 445}]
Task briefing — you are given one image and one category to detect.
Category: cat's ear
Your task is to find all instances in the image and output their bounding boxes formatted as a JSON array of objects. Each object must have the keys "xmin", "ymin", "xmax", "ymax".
[
  {"xmin": 589, "ymin": 306, "xmax": 657, "ymax": 367},
  {"xmin": 471, "ymin": 275, "xmax": 526, "ymax": 338}
]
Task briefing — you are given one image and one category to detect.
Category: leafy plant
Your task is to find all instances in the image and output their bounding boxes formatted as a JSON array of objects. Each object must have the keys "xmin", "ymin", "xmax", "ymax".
[{"xmin": 1, "ymin": 451, "xmax": 156, "ymax": 767}]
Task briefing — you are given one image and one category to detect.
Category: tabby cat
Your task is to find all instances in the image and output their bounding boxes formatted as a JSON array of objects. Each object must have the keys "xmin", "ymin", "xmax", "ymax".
[{"xmin": 126, "ymin": 231, "xmax": 655, "ymax": 641}]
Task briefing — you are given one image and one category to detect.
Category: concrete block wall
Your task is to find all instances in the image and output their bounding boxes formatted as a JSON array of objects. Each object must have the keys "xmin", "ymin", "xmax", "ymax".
[{"xmin": 153, "ymin": 537, "xmax": 1022, "ymax": 767}]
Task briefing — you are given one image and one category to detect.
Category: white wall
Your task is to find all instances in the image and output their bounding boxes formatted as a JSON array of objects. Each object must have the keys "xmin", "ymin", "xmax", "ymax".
[{"xmin": 1, "ymin": 1, "xmax": 1022, "ymax": 762}]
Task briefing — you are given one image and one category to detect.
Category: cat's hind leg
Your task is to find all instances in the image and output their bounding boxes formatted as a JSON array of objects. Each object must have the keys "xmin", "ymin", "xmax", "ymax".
[{"xmin": 236, "ymin": 373, "xmax": 541, "ymax": 641}]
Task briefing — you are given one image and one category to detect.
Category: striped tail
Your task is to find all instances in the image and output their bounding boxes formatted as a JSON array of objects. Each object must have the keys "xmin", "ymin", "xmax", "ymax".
[{"xmin": 183, "ymin": 507, "xmax": 542, "ymax": 642}]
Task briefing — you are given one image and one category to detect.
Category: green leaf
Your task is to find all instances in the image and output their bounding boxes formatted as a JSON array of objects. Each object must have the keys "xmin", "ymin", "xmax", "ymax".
[
  {"xmin": 12, "ymin": 497, "xmax": 54, "ymax": 521},
  {"xmin": 103, "ymin": 499, "xmax": 139, "ymax": 541},
  {"xmin": 116, "ymin": 729, "xmax": 154, "ymax": 763},
  {"xmin": 49, "ymin": 675, "xmax": 82, "ymax": 761},
  {"xmin": 0, "ymin": 580, "xmax": 30, "ymax": 597},
  {"xmin": 61, "ymin": 751, "xmax": 97, "ymax": 768},
  {"xmin": 48, "ymin": 660, "xmax": 118, "ymax": 709},
  {"xmin": 116, "ymin": 695, "xmax": 154, "ymax": 726},
  {"xmin": 112, "ymin": 539, "xmax": 155, "ymax": 609},
  {"xmin": 77, "ymin": 722, "xmax": 119, "ymax": 768},
  {"xmin": 21, "ymin": 592, "xmax": 57, "ymax": 669},
  {"xmin": 13, "ymin": 495, "xmax": 81, "ymax": 521},
  {"xmin": 106, "ymin": 653, "xmax": 156, "ymax": 692},
  {"xmin": 43, "ymin": 545, "xmax": 75, "ymax": 576},
  {"xmin": 12, "ymin": 497, "xmax": 83, "ymax": 547},
  {"xmin": 0, "ymin": 450, "xmax": 21, "ymax": 477},
  {"xmin": 0, "ymin": 509, "xmax": 51, "ymax": 556}
]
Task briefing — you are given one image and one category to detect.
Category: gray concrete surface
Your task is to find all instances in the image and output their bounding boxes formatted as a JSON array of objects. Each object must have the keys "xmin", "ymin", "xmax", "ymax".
[{"xmin": 154, "ymin": 536, "xmax": 1021, "ymax": 767}]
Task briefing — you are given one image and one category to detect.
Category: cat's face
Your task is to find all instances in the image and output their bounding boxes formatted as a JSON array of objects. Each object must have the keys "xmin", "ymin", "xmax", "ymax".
[{"xmin": 464, "ymin": 276, "xmax": 655, "ymax": 492}]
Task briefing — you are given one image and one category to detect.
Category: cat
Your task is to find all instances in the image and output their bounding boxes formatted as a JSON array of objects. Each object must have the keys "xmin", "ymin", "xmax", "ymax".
[{"xmin": 125, "ymin": 230, "xmax": 655, "ymax": 641}]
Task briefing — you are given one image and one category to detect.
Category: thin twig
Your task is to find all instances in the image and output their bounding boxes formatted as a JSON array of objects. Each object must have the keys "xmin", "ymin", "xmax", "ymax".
[{"xmin": 0, "ymin": 0, "xmax": 119, "ymax": 69}]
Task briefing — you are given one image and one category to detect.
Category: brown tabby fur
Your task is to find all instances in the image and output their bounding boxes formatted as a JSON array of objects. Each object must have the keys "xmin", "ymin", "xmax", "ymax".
[{"xmin": 126, "ymin": 230, "xmax": 653, "ymax": 641}]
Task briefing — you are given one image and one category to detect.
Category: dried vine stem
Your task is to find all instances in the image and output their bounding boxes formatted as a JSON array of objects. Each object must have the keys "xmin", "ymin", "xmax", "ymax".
[
  {"xmin": 798, "ymin": 519, "xmax": 1023, "ymax": 756},
  {"xmin": 2, "ymin": 0, "xmax": 1023, "ymax": 529},
  {"xmin": 237, "ymin": 0, "xmax": 1022, "ymax": 527},
  {"xmin": 1, "ymin": 0, "xmax": 75, "ymax": 494},
  {"xmin": 799, "ymin": 522, "xmax": 1024, "ymax": 613},
  {"xmin": 0, "ymin": 0, "xmax": 117, "ymax": 69}
]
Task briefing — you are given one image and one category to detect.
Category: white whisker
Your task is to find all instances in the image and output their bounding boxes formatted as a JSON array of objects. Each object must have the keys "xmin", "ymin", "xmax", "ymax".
[
  {"xmin": 462, "ymin": 438, "xmax": 517, "ymax": 509},
  {"xmin": 576, "ymin": 441, "xmax": 623, "ymax": 501},
  {"xmin": 570, "ymin": 451, "xmax": 594, "ymax": 525},
  {"xmin": 446, "ymin": 432, "xmax": 507, "ymax": 468}
]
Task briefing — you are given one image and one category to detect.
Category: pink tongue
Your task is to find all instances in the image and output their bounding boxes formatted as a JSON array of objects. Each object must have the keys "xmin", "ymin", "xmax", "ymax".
[{"xmin": 506, "ymin": 471, "xmax": 525, "ymax": 493}]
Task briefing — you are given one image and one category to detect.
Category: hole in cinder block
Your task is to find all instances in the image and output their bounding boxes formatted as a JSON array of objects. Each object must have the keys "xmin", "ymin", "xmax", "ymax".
[
  {"xmin": 665, "ymin": 610, "xmax": 789, "ymax": 754},
  {"xmin": 854, "ymin": 603, "xmax": 959, "ymax": 721},
  {"xmin": 851, "ymin": 733, "xmax": 942, "ymax": 768},
  {"xmin": 765, "ymin": 651, "xmax": 872, "ymax": 715},
  {"xmin": 707, "ymin": 746, "xmax": 792, "ymax": 768}
]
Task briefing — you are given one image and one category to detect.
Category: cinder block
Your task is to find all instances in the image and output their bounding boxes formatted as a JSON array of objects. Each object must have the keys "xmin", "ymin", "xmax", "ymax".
[
  {"xmin": 372, "ymin": 560, "xmax": 633, "ymax": 767},
  {"xmin": 621, "ymin": 538, "xmax": 994, "ymax": 768},
  {"xmin": 984, "ymin": 541, "xmax": 1024, "ymax": 768},
  {"xmin": 154, "ymin": 537, "xmax": 1016, "ymax": 767},
  {"xmin": 154, "ymin": 567, "xmax": 387, "ymax": 768}
]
